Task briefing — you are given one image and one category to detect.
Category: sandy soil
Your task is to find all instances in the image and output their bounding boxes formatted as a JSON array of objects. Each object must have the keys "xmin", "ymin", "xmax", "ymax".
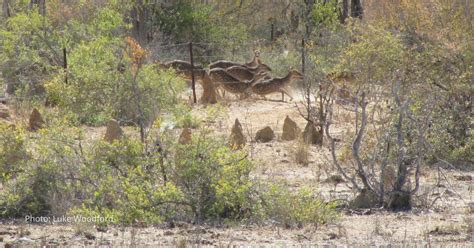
[{"xmin": 0, "ymin": 91, "xmax": 472, "ymax": 247}]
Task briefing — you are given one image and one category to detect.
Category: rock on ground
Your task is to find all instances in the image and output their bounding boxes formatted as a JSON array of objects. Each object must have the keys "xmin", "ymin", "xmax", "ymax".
[
  {"xmin": 302, "ymin": 122, "xmax": 322, "ymax": 145},
  {"xmin": 179, "ymin": 128, "xmax": 192, "ymax": 144},
  {"xmin": 229, "ymin": 118, "xmax": 246, "ymax": 149},
  {"xmin": 255, "ymin": 126, "xmax": 275, "ymax": 143},
  {"xmin": 388, "ymin": 191, "xmax": 411, "ymax": 211},
  {"xmin": 0, "ymin": 104, "xmax": 10, "ymax": 119},
  {"xmin": 104, "ymin": 119, "xmax": 123, "ymax": 143},
  {"xmin": 200, "ymin": 74, "xmax": 218, "ymax": 104},
  {"xmin": 349, "ymin": 189, "xmax": 379, "ymax": 209},
  {"xmin": 281, "ymin": 115, "xmax": 301, "ymax": 141},
  {"xmin": 28, "ymin": 108, "xmax": 45, "ymax": 131}
]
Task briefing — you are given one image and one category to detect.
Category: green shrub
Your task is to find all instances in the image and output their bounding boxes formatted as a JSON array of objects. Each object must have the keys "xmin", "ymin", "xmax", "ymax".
[
  {"xmin": 449, "ymin": 129, "xmax": 474, "ymax": 166},
  {"xmin": 171, "ymin": 103, "xmax": 201, "ymax": 129},
  {"xmin": 171, "ymin": 131, "xmax": 254, "ymax": 221},
  {"xmin": 0, "ymin": 124, "xmax": 28, "ymax": 182},
  {"xmin": 261, "ymin": 184, "xmax": 338, "ymax": 228},
  {"xmin": 0, "ymin": 2, "xmax": 185, "ymax": 126},
  {"xmin": 311, "ymin": 0, "xmax": 341, "ymax": 28},
  {"xmin": 0, "ymin": 115, "xmax": 82, "ymax": 217},
  {"xmin": 152, "ymin": 2, "xmax": 249, "ymax": 61},
  {"xmin": 68, "ymin": 138, "xmax": 181, "ymax": 225},
  {"xmin": 0, "ymin": 110, "xmax": 337, "ymax": 226},
  {"xmin": 45, "ymin": 43, "xmax": 185, "ymax": 125}
]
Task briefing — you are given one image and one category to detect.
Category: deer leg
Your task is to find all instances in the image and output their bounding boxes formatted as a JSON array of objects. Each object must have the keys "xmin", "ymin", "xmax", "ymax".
[
  {"xmin": 240, "ymin": 91, "xmax": 251, "ymax": 100},
  {"xmin": 215, "ymin": 85, "xmax": 226, "ymax": 99},
  {"xmin": 215, "ymin": 88, "xmax": 223, "ymax": 100},
  {"xmin": 279, "ymin": 88, "xmax": 293, "ymax": 101}
]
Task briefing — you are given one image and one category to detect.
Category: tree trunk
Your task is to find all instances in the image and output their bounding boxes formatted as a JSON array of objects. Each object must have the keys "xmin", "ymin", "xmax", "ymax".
[
  {"xmin": 29, "ymin": 0, "xmax": 46, "ymax": 16},
  {"xmin": 340, "ymin": 0, "xmax": 349, "ymax": 23},
  {"xmin": 29, "ymin": 0, "xmax": 36, "ymax": 9},
  {"xmin": 130, "ymin": 0, "xmax": 150, "ymax": 44},
  {"xmin": 350, "ymin": 0, "xmax": 363, "ymax": 19},
  {"xmin": 39, "ymin": 0, "xmax": 46, "ymax": 16},
  {"xmin": 304, "ymin": 0, "xmax": 315, "ymax": 35},
  {"xmin": 2, "ymin": 0, "xmax": 10, "ymax": 18}
]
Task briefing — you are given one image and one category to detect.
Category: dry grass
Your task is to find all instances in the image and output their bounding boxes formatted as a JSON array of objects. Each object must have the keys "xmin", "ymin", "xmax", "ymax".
[
  {"xmin": 469, "ymin": 202, "xmax": 474, "ymax": 214},
  {"xmin": 334, "ymin": 107, "xmax": 356, "ymax": 126},
  {"xmin": 426, "ymin": 224, "xmax": 462, "ymax": 237},
  {"xmin": 17, "ymin": 224, "xmax": 31, "ymax": 237},
  {"xmin": 371, "ymin": 217, "xmax": 393, "ymax": 237},
  {"xmin": 130, "ymin": 228, "xmax": 138, "ymax": 248},
  {"xmin": 464, "ymin": 212, "xmax": 473, "ymax": 241},
  {"xmin": 73, "ymin": 222, "xmax": 96, "ymax": 243},
  {"xmin": 8, "ymin": 99, "xmax": 38, "ymax": 127},
  {"xmin": 293, "ymin": 138, "xmax": 310, "ymax": 166},
  {"xmin": 174, "ymin": 238, "xmax": 187, "ymax": 248},
  {"xmin": 467, "ymin": 219, "xmax": 473, "ymax": 241}
]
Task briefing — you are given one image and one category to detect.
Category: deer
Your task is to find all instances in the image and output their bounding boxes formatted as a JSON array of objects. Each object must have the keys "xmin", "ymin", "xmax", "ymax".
[
  {"xmin": 326, "ymin": 71, "xmax": 355, "ymax": 83},
  {"xmin": 158, "ymin": 59, "xmax": 204, "ymax": 72},
  {"xmin": 209, "ymin": 68, "xmax": 267, "ymax": 99},
  {"xmin": 216, "ymin": 64, "xmax": 271, "ymax": 98},
  {"xmin": 325, "ymin": 71, "xmax": 357, "ymax": 105},
  {"xmin": 156, "ymin": 60, "xmax": 205, "ymax": 85},
  {"xmin": 244, "ymin": 49, "xmax": 261, "ymax": 68},
  {"xmin": 209, "ymin": 49, "xmax": 262, "ymax": 70},
  {"xmin": 225, "ymin": 63, "xmax": 271, "ymax": 81},
  {"xmin": 250, "ymin": 69, "xmax": 303, "ymax": 101},
  {"xmin": 209, "ymin": 60, "xmax": 242, "ymax": 70}
]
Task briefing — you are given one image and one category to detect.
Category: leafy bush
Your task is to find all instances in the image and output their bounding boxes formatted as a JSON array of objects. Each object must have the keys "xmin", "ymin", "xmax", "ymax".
[
  {"xmin": 1, "ymin": 2, "xmax": 185, "ymax": 126},
  {"xmin": 0, "ymin": 113, "xmax": 338, "ymax": 226},
  {"xmin": 0, "ymin": 114, "xmax": 256, "ymax": 224},
  {"xmin": 65, "ymin": 137, "xmax": 187, "ymax": 225},
  {"xmin": 311, "ymin": 0, "xmax": 340, "ymax": 28},
  {"xmin": 261, "ymin": 184, "xmax": 338, "ymax": 227},
  {"xmin": 151, "ymin": 1, "xmax": 249, "ymax": 63},
  {"xmin": 171, "ymin": 131, "xmax": 254, "ymax": 221},
  {"xmin": 0, "ymin": 1, "xmax": 127, "ymax": 96},
  {"xmin": 45, "ymin": 37, "xmax": 185, "ymax": 125},
  {"xmin": 335, "ymin": 23, "xmax": 405, "ymax": 90},
  {"xmin": 171, "ymin": 103, "xmax": 201, "ymax": 129},
  {"xmin": 0, "ymin": 123, "xmax": 28, "ymax": 182},
  {"xmin": 0, "ymin": 114, "xmax": 83, "ymax": 217}
]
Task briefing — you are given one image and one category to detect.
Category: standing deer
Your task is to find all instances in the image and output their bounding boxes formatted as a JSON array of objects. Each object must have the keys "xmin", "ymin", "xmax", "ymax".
[
  {"xmin": 209, "ymin": 49, "xmax": 262, "ymax": 69},
  {"xmin": 209, "ymin": 68, "xmax": 267, "ymax": 99},
  {"xmin": 251, "ymin": 70, "xmax": 303, "ymax": 101},
  {"xmin": 156, "ymin": 60, "xmax": 205, "ymax": 85}
]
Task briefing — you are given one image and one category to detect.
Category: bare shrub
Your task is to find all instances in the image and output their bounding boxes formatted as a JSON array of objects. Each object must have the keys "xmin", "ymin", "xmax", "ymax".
[{"xmin": 293, "ymin": 138, "xmax": 310, "ymax": 166}]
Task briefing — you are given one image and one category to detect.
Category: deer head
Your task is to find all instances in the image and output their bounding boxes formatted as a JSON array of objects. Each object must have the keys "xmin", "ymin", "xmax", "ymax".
[
  {"xmin": 289, "ymin": 69, "xmax": 304, "ymax": 80},
  {"xmin": 253, "ymin": 49, "xmax": 261, "ymax": 58}
]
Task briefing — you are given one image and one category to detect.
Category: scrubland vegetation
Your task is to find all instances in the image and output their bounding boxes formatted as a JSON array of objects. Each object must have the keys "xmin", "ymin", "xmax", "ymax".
[{"xmin": 0, "ymin": 0, "xmax": 472, "ymax": 246}]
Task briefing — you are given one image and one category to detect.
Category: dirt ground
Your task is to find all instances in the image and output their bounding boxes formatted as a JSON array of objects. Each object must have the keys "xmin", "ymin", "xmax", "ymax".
[{"xmin": 1, "ymin": 90, "xmax": 472, "ymax": 247}]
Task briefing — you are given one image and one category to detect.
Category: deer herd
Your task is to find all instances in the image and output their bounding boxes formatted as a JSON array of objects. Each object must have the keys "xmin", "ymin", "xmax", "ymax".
[{"xmin": 157, "ymin": 50, "xmax": 303, "ymax": 103}]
